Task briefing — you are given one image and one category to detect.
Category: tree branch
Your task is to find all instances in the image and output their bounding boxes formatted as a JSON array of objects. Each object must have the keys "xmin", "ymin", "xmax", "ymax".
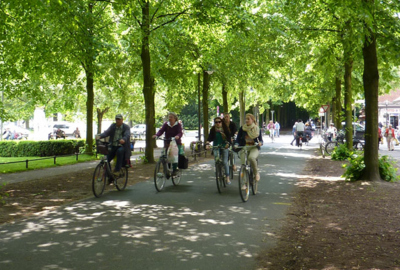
[
  {"xmin": 151, "ymin": 0, "xmax": 166, "ymax": 23},
  {"xmin": 151, "ymin": 9, "xmax": 188, "ymax": 32}
]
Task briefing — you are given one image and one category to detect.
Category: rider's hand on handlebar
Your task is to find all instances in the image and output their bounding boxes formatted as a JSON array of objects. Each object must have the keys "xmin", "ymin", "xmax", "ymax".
[
  {"xmin": 225, "ymin": 143, "xmax": 229, "ymax": 149},
  {"xmin": 174, "ymin": 135, "xmax": 180, "ymax": 140},
  {"xmin": 205, "ymin": 142, "xmax": 210, "ymax": 150},
  {"xmin": 234, "ymin": 144, "xmax": 238, "ymax": 149},
  {"xmin": 152, "ymin": 135, "xmax": 157, "ymax": 139}
]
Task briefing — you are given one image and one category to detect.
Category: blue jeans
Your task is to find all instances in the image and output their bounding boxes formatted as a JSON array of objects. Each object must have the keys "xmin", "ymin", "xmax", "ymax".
[
  {"xmin": 213, "ymin": 148, "xmax": 229, "ymax": 176},
  {"xmin": 107, "ymin": 145, "xmax": 125, "ymax": 172}
]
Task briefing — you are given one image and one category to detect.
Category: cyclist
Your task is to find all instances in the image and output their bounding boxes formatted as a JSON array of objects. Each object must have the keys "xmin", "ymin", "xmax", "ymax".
[
  {"xmin": 97, "ymin": 114, "xmax": 131, "ymax": 179},
  {"xmin": 152, "ymin": 112, "xmax": 183, "ymax": 176},
  {"xmin": 326, "ymin": 123, "xmax": 337, "ymax": 142},
  {"xmin": 206, "ymin": 117, "xmax": 232, "ymax": 185},
  {"xmin": 295, "ymin": 119, "xmax": 305, "ymax": 146},
  {"xmin": 234, "ymin": 113, "xmax": 263, "ymax": 182},
  {"xmin": 223, "ymin": 112, "xmax": 238, "ymax": 171},
  {"xmin": 267, "ymin": 120, "xmax": 275, "ymax": 140}
]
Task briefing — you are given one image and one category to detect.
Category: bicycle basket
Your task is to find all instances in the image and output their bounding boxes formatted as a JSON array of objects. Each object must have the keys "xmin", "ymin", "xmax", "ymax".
[{"xmin": 96, "ymin": 140, "xmax": 109, "ymax": 155}]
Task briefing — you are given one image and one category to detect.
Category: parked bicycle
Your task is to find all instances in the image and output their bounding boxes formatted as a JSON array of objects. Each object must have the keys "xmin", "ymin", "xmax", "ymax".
[
  {"xmin": 92, "ymin": 139, "xmax": 128, "ymax": 198},
  {"xmin": 235, "ymin": 144, "xmax": 259, "ymax": 202},
  {"xmin": 154, "ymin": 137, "xmax": 182, "ymax": 192}
]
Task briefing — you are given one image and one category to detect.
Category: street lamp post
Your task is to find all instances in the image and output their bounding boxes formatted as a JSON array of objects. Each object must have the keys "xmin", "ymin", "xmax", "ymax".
[
  {"xmin": 385, "ymin": 100, "xmax": 389, "ymax": 127},
  {"xmin": 271, "ymin": 110, "xmax": 275, "ymax": 122}
]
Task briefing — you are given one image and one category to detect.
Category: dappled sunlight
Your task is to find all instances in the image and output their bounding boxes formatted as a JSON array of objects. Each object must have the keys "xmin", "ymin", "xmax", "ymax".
[
  {"xmin": 261, "ymin": 151, "xmax": 313, "ymax": 159},
  {"xmin": 274, "ymin": 172, "xmax": 344, "ymax": 182}
]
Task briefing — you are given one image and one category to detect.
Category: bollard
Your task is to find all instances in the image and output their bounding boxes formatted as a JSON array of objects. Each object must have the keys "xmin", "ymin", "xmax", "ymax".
[{"xmin": 26, "ymin": 159, "xmax": 29, "ymax": 169}]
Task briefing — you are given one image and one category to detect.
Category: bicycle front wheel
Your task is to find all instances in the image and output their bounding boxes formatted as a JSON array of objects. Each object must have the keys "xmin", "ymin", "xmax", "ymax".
[
  {"xmin": 92, "ymin": 163, "xmax": 107, "ymax": 198},
  {"xmin": 172, "ymin": 169, "xmax": 182, "ymax": 186},
  {"xmin": 115, "ymin": 167, "xmax": 128, "ymax": 191},
  {"xmin": 216, "ymin": 163, "xmax": 224, "ymax": 194},
  {"xmin": 325, "ymin": 141, "xmax": 338, "ymax": 155},
  {"xmin": 154, "ymin": 161, "xmax": 166, "ymax": 192},
  {"xmin": 239, "ymin": 165, "xmax": 250, "ymax": 202}
]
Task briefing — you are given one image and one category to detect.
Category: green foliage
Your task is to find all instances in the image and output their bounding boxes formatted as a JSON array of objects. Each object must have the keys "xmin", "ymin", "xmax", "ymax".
[
  {"xmin": 343, "ymin": 155, "xmax": 400, "ymax": 182},
  {"xmin": 0, "ymin": 140, "xmax": 85, "ymax": 157},
  {"xmin": 378, "ymin": 155, "xmax": 400, "ymax": 182},
  {"xmin": 331, "ymin": 144, "xmax": 352, "ymax": 161},
  {"xmin": 342, "ymin": 154, "xmax": 365, "ymax": 182}
]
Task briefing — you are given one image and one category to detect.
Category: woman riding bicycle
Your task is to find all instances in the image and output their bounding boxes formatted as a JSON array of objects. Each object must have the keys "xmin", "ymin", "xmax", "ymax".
[
  {"xmin": 152, "ymin": 112, "xmax": 183, "ymax": 176},
  {"xmin": 206, "ymin": 117, "xmax": 231, "ymax": 185},
  {"xmin": 234, "ymin": 113, "xmax": 263, "ymax": 182}
]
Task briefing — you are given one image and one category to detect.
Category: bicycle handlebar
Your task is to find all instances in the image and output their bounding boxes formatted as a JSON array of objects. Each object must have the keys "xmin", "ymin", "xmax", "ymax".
[{"xmin": 155, "ymin": 136, "xmax": 176, "ymax": 141}]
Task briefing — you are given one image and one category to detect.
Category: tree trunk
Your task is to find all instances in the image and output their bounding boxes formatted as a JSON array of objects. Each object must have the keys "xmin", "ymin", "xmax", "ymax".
[
  {"xmin": 197, "ymin": 73, "xmax": 202, "ymax": 141},
  {"xmin": 239, "ymin": 91, "xmax": 245, "ymax": 127},
  {"xmin": 85, "ymin": 70, "xmax": 94, "ymax": 154},
  {"xmin": 361, "ymin": 26, "xmax": 381, "ymax": 181},
  {"xmin": 335, "ymin": 77, "xmax": 342, "ymax": 128},
  {"xmin": 331, "ymin": 97, "xmax": 336, "ymax": 128},
  {"xmin": 141, "ymin": 1, "xmax": 155, "ymax": 163},
  {"xmin": 222, "ymin": 83, "xmax": 228, "ymax": 113},
  {"xmin": 96, "ymin": 107, "xmax": 109, "ymax": 134},
  {"xmin": 344, "ymin": 59, "xmax": 353, "ymax": 150},
  {"xmin": 202, "ymin": 70, "xmax": 210, "ymax": 145},
  {"xmin": 85, "ymin": 3, "xmax": 94, "ymax": 155}
]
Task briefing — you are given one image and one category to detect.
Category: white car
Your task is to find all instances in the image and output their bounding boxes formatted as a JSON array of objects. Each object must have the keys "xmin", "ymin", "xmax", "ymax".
[
  {"xmin": 131, "ymin": 124, "xmax": 146, "ymax": 137},
  {"xmin": 52, "ymin": 122, "xmax": 76, "ymax": 137}
]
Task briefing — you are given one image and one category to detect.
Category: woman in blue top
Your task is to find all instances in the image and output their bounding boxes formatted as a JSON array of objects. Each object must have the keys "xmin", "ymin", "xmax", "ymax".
[
  {"xmin": 234, "ymin": 113, "xmax": 263, "ymax": 182},
  {"xmin": 206, "ymin": 117, "xmax": 232, "ymax": 184}
]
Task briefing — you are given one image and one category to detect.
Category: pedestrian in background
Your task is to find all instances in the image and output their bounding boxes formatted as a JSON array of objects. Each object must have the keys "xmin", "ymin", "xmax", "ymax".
[{"xmin": 384, "ymin": 124, "xmax": 395, "ymax": 151}]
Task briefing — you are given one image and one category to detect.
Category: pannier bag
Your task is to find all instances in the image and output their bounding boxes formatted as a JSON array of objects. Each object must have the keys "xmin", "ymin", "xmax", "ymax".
[{"xmin": 178, "ymin": 154, "xmax": 189, "ymax": 169}]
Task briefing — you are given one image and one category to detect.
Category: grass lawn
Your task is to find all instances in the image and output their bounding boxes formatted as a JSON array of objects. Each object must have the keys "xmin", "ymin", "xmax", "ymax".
[{"xmin": 0, "ymin": 150, "xmax": 144, "ymax": 174}]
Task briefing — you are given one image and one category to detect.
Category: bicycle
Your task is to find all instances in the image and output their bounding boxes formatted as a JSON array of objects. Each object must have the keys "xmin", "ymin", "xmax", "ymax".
[
  {"xmin": 154, "ymin": 137, "xmax": 182, "ymax": 192},
  {"xmin": 325, "ymin": 131, "xmax": 345, "ymax": 155},
  {"xmin": 209, "ymin": 145, "xmax": 230, "ymax": 193},
  {"xmin": 235, "ymin": 144, "xmax": 259, "ymax": 202},
  {"xmin": 269, "ymin": 129, "xmax": 274, "ymax": 142},
  {"xmin": 92, "ymin": 139, "xmax": 129, "ymax": 198},
  {"xmin": 228, "ymin": 145, "xmax": 235, "ymax": 180}
]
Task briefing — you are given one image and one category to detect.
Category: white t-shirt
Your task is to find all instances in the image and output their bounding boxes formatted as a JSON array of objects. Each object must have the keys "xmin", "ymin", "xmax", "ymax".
[{"xmin": 296, "ymin": 122, "xmax": 305, "ymax": 132}]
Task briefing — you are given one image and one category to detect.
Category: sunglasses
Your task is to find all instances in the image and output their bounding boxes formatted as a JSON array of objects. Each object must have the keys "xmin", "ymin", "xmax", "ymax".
[{"xmin": 215, "ymin": 121, "xmax": 221, "ymax": 124}]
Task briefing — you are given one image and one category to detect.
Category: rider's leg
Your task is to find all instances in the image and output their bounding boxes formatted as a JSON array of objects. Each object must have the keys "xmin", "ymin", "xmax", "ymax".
[
  {"xmin": 222, "ymin": 149, "xmax": 230, "ymax": 183},
  {"xmin": 114, "ymin": 146, "xmax": 125, "ymax": 172},
  {"xmin": 248, "ymin": 148, "xmax": 260, "ymax": 181}
]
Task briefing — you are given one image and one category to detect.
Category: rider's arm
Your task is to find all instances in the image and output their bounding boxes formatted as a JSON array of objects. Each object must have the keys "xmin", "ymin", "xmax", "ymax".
[
  {"xmin": 121, "ymin": 124, "xmax": 131, "ymax": 143},
  {"xmin": 257, "ymin": 129, "xmax": 263, "ymax": 145},
  {"xmin": 234, "ymin": 127, "xmax": 243, "ymax": 146}
]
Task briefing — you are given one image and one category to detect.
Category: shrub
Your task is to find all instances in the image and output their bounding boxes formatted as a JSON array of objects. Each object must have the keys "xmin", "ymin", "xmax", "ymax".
[
  {"xmin": 342, "ymin": 154, "xmax": 400, "ymax": 182},
  {"xmin": 331, "ymin": 144, "xmax": 352, "ymax": 161},
  {"xmin": 0, "ymin": 140, "xmax": 86, "ymax": 157}
]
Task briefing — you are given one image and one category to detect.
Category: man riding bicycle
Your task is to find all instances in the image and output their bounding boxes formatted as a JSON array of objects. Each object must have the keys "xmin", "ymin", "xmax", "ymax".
[
  {"xmin": 295, "ymin": 119, "xmax": 305, "ymax": 147},
  {"xmin": 97, "ymin": 114, "xmax": 131, "ymax": 178}
]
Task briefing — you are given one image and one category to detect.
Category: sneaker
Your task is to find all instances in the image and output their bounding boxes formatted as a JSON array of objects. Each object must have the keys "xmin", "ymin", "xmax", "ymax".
[
  {"xmin": 255, "ymin": 173, "xmax": 260, "ymax": 182},
  {"xmin": 226, "ymin": 176, "xmax": 231, "ymax": 185},
  {"xmin": 171, "ymin": 170, "xmax": 179, "ymax": 177}
]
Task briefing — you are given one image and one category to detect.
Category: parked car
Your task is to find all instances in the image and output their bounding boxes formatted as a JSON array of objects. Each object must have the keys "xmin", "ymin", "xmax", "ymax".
[
  {"xmin": 3, "ymin": 125, "xmax": 31, "ymax": 140},
  {"xmin": 52, "ymin": 122, "xmax": 75, "ymax": 137},
  {"xmin": 131, "ymin": 124, "xmax": 146, "ymax": 137}
]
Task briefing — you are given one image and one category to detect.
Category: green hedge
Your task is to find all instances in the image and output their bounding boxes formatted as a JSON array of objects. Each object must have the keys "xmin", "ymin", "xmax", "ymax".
[{"xmin": 0, "ymin": 140, "xmax": 85, "ymax": 157}]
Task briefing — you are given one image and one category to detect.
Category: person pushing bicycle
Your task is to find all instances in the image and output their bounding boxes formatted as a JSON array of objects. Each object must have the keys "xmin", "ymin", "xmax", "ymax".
[
  {"xmin": 96, "ymin": 114, "xmax": 131, "ymax": 178},
  {"xmin": 206, "ymin": 117, "xmax": 232, "ymax": 185},
  {"xmin": 234, "ymin": 113, "xmax": 263, "ymax": 182}
]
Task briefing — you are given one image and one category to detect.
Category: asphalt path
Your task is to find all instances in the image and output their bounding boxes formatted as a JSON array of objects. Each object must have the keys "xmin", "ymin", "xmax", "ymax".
[
  {"xmin": 1, "ymin": 133, "xmax": 400, "ymax": 270},
  {"xmin": 0, "ymin": 135, "xmax": 319, "ymax": 270}
]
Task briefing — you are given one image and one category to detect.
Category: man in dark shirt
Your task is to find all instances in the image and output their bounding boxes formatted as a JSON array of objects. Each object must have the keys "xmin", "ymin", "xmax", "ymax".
[{"xmin": 223, "ymin": 112, "xmax": 237, "ymax": 143}]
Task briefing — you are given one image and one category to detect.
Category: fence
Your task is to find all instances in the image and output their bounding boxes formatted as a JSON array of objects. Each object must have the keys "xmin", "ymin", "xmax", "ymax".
[{"xmin": 0, "ymin": 153, "xmax": 83, "ymax": 169}]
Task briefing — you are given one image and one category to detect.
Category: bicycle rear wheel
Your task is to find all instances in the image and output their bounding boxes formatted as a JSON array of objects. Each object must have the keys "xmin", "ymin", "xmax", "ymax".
[
  {"xmin": 325, "ymin": 141, "xmax": 338, "ymax": 155},
  {"xmin": 216, "ymin": 163, "xmax": 224, "ymax": 193},
  {"xmin": 154, "ymin": 160, "xmax": 166, "ymax": 192},
  {"xmin": 92, "ymin": 163, "xmax": 107, "ymax": 198},
  {"xmin": 239, "ymin": 165, "xmax": 250, "ymax": 202},
  {"xmin": 172, "ymin": 169, "xmax": 182, "ymax": 186},
  {"xmin": 115, "ymin": 167, "xmax": 128, "ymax": 191}
]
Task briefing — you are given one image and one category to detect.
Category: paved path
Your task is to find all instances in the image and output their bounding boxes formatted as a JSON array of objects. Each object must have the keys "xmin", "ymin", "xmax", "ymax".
[
  {"xmin": 0, "ymin": 135, "xmax": 314, "ymax": 270},
  {"xmin": 0, "ymin": 135, "xmax": 399, "ymax": 270}
]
